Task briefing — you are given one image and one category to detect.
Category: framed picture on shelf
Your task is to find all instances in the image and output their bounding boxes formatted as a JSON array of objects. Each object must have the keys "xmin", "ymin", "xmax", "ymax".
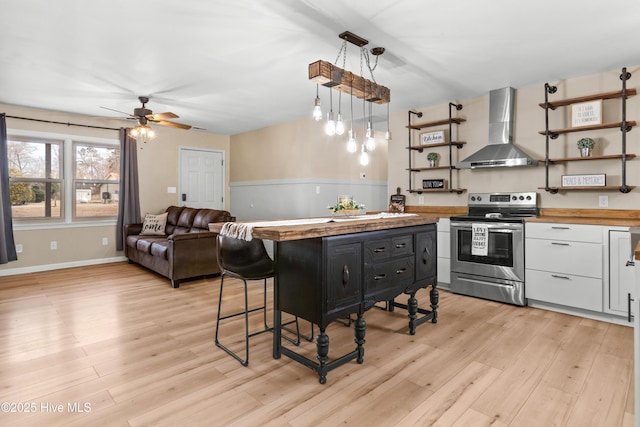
[
  {"xmin": 419, "ymin": 130, "xmax": 445, "ymax": 145},
  {"xmin": 422, "ymin": 179, "xmax": 446, "ymax": 189},
  {"xmin": 571, "ymin": 100, "xmax": 602, "ymax": 128},
  {"xmin": 561, "ymin": 174, "xmax": 606, "ymax": 187}
]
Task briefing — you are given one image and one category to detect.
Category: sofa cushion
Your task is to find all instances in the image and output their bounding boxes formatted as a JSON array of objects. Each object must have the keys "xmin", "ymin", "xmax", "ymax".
[
  {"xmin": 192, "ymin": 209, "xmax": 230, "ymax": 229},
  {"xmin": 150, "ymin": 241, "xmax": 169, "ymax": 259},
  {"xmin": 140, "ymin": 212, "xmax": 168, "ymax": 236},
  {"xmin": 165, "ymin": 206, "xmax": 185, "ymax": 235}
]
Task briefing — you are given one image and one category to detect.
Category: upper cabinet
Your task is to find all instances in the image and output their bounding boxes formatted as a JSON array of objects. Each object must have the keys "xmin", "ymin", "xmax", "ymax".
[
  {"xmin": 538, "ymin": 67, "xmax": 636, "ymax": 193},
  {"xmin": 406, "ymin": 102, "xmax": 466, "ymax": 194}
]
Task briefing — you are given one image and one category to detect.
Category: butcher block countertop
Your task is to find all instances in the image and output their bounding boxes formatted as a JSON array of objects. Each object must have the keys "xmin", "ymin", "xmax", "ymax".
[
  {"xmin": 527, "ymin": 208, "xmax": 640, "ymax": 227},
  {"xmin": 209, "ymin": 214, "xmax": 438, "ymax": 242}
]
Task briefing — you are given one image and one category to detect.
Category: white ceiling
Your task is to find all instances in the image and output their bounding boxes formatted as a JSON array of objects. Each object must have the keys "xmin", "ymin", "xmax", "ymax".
[{"xmin": 1, "ymin": 0, "xmax": 639, "ymax": 135}]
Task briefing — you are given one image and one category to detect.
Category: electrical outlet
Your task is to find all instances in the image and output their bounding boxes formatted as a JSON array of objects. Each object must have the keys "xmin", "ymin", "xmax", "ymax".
[
  {"xmin": 418, "ymin": 195, "xmax": 425, "ymax": 205},
  {"xmin": 599, "ymin": 195, "xmax": 608, "ymax": 207},
  {"xmin": 15, "ymin": 244, "xmax": 23, "ymax": 253},
  {"xmin": 102, "ymin": 237, "xmax": 109, "ymax": 246},
  {"xmin": 50, "ymin": 241, "xmax": 57, "ymax": 250},
  {"xmin": 359, "ymin": 172, "xmax": 366, "ymax": 180}
]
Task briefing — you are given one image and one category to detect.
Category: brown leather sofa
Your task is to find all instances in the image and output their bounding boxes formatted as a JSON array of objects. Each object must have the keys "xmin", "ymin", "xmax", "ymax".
[{"xmin": 124, "ymin": 205, "xmax": 235, "ymax": 288}]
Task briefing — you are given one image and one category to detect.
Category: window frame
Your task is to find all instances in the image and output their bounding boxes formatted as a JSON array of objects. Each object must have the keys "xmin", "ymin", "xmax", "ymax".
[{"xmin": 8, "ymin": 129, "xmax": 120, "ymax": 228}]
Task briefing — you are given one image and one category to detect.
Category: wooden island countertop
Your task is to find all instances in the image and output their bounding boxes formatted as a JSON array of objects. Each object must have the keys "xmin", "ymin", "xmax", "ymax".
[{"xmin": 209, "ymin": 214, "xmax": 439, "ymax": 242}]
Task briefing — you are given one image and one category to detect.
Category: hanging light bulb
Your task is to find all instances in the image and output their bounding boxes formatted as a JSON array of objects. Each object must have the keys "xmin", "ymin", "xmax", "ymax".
[
  {"xmin": 325, "ymin": 111, "xmax": 336, "ymax": 136},
  {"xmin": 365, "ymin": 122, "xmax": 376, "ymax": 151},
  {"xmin": 359, "ymin": 144, "xmax": 369, "ymax": 166},
  {"xmin": 325, "ymin": 86, "xmax": 336, "ymax": 136},
  {"xmin": 335, "ymin": 90, "xmax": 345, "ymax": 135},
  {"xmin": 335, "ymin": 113, "xmax": 345, "ymax": 135},
  {"xmin": 312, "ymin": 84, "xmax": 322, "ymax": 121},
  {"xmin": 385, "ymin": 101, "xmax": 392, "ymax": 140},
  {"xmin": 347, "ymin": 130, "xmax": 357, "ymax": 153},
  {"xmin": 129, "ymin": 127, "xmax": 139, "ymax": 137}
]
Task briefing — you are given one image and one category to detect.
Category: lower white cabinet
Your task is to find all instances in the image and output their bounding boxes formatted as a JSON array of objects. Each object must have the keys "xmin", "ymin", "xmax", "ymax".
[
  {"xmin": 607, "ymin": 229, "xmax": 635, "ymax": 318},
  {"xmin": 525, "ymin": 222, "xmax": 603, "ymax": 312},
  {"xmin": 437, "ymin": 218, "xmax": 450, "ymax": 285}
]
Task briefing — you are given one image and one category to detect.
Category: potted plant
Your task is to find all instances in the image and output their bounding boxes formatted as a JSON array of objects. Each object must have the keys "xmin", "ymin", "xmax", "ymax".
[
  {"xmin": 427, "ymin": 152, "xmax": 439, "ymax": 167},
  {"xmin": 577, "ymin": 137, "xmax": 595, "ymax": 157}
]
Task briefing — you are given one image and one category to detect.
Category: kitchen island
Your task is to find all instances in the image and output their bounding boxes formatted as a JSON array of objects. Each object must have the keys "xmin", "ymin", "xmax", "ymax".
[{"xmin": 210, "ymin": 214, "xmax": 439, "ymax": 383}]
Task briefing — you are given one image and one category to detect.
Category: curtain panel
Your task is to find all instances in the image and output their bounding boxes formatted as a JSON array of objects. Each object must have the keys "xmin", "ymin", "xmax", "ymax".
[
  {"xmin": 0, "ymin": 113, "xmax": 17, "ymax": 264},
  {"xmin": 116, "ymin": 129, "xmax": 141, "ymax": 251}
]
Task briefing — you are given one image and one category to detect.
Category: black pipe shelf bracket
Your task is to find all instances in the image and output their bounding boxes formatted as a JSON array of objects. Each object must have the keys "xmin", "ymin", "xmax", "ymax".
[
  {"xmin": 405, "ymin": 103, "xmax": 466, "ymax": 195},
  {"xmin": 538, "ymin": 67, "xmax": 636, "ymax": 194}
]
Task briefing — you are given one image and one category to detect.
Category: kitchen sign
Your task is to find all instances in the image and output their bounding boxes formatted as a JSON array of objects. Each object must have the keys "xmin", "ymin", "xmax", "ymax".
[{"xmin": 419, "ymin": 130, "xmax": 445, "ymax": 145}]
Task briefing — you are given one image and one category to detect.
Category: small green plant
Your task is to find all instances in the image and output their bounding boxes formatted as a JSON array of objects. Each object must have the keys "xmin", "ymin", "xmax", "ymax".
[
  {"xmin": 427, "ymin": 152, "xmax": 439, "ymax": 161},
  {"xmin": 577, "ymin": 138, "xmax": 595, "ymax": 149},
  {"xmin": 328, "ymin": 199, "xmax": 365, "ymax": 213}
]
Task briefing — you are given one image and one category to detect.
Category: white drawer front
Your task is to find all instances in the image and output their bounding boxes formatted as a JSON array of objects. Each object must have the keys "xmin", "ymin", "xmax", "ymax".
[
  {"xmin": 525, "ymin": 269, "xmax": 603, "ymax": 312},
  {"xmin": 526, "ymin": 222, "xmax": 602, "ymax": 243},
  {"xmin": 525, "ymin": 238, "xmax": 602, "ymax": 278}
]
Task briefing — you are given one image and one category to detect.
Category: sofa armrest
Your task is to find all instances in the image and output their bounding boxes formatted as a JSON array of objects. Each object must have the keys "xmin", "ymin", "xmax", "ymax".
[{"xmin": 124, "ymin": 223, "xmax": 143, "ymax": 237}]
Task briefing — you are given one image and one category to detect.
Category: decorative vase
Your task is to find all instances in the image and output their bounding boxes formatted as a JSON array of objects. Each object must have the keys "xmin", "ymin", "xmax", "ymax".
[{"xmin": 580, "ymin": 147, "xmax": 592, "ymax": 157}]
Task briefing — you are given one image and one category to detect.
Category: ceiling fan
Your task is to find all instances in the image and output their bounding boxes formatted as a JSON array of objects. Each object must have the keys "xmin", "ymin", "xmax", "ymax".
[{"xmin": 100, "ymin": 96, "xmax": 195, "ymax": 130}]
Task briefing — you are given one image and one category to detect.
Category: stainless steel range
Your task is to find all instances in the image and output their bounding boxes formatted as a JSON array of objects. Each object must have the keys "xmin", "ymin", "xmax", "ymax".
[{"xmin": 449, "ymin": 192, "xmax": 538, "ymax": 306}]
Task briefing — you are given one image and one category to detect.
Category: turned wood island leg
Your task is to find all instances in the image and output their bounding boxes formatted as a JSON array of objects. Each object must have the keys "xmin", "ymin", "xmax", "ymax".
[
  {"xmin": 354, "ymin": 313, "xmax": 366, "ymax": 363},
  {"xmin": 430, "ymin": 284, "xmax": 439, "ymax": 323},
  {"xmin": 407, "ymin": 293, "xmax": 418, "ymax": 335},
  {"xmin": 316, "ymin": 328, "xmax": 329, "ymax": 384}
]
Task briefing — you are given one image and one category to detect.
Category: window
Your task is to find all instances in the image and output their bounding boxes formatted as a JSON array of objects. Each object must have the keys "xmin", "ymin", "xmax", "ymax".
[
  {"xmin": 73, "ymin": 143, "xmax": 120, "ymax": 218},
  {"xmin": 8, "ymin": 130, "xmax": 120, "ymax": 223},
  {"xmin": 8, "ymin": 137, "xmax": 63, "ymax": 220}
]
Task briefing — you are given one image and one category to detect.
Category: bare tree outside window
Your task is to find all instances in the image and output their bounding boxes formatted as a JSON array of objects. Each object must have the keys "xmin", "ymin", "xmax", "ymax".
[{"xmin": 74, "ymin": 143, "xmax": 120, "ymax": 218}]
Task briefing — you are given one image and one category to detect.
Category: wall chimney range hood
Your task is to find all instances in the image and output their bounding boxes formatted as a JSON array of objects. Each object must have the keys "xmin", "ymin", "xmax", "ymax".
[{"xmin": 456, "ymin": 87, "xmax": 538, "ymax": 169}]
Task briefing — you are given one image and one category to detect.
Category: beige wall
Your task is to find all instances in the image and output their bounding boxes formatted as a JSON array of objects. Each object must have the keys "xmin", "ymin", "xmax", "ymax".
[
  {"xmin": 0, "ymin": 103, "xmax": 230, "ymax": 274},
  {"xmin": 230, "ymin": 115, "xmax": 387, "ymax": 182},
  {"xmin": 387, "ymin": 65, "xmax": 640, "ymax": 210}
]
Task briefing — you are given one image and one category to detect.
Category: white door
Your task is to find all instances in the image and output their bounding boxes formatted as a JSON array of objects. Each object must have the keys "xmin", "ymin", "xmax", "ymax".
[{"xmin": 179, "ymin": 148, "xmax": 224, "ymax": 209}]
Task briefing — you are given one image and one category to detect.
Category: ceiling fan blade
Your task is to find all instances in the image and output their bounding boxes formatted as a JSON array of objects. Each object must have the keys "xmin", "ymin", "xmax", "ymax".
[
  {"xmin": 153, "ymin": 120, "xmax": 192, "ymax": 130},
  {"xmin": 100, "ymin": 106, "xmax": 135, "ymax": 117},
  {"xmin": 147, "ymin": 112, "xmax": 178, "ymax": 120}
]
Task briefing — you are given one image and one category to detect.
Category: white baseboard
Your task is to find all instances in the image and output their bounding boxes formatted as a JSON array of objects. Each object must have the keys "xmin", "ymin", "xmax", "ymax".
[
  {"xmin": 0, "ymin": 256, "xmax": 127, "ymax": 277},
  {"xmin": 527, "ymin": 299, "xmax": 631, "ymax": 327}
]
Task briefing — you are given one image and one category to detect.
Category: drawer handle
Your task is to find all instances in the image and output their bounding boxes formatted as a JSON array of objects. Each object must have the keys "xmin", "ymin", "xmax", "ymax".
[
  {"xmin": 551, "ymin": 226, "xmax": 571, "ymax": 230},
  {"xmin": 551, "ymin": 274, "xmax": 571, "ymax": 280},
  {"xmin": 395, "ymin": 243, "xmax": 406, "ymax": 249},
  {"xmin": 395, "ymin": 268, "xmax": 407, "ymax": 275},
  {"xmin": 551, "ymin": 242, "xmax": 570, "ymax": 246},
  {"xmin": 374, "ymin": 274, "xmax": 387, "ymax": 280},
  {"xmin": 628, "ymin": 293, "xmax": 634, "ymax": 323},
  {"xmin": 342, "ymin": 265, "xmax": 350, "ymax": 286},
  {"xmin": 373, "ymin": 247, "xmax": 386, "ymax": 253}
]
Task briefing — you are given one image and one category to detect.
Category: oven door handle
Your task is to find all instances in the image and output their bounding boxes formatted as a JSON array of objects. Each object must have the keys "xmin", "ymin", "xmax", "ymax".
[{"xmin": 456, "ymin": 275, "xmax": 515, "ymax": 288}]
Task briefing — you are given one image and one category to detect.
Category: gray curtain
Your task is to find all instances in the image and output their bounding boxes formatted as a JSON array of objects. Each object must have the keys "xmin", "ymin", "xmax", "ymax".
[
  {"xmin": 116, "ymin": 129, "xmax": 141, "ymax": 251},
  {"xmin": 0, "ymin": 113, "xmax": 17, "ymax": 264}
]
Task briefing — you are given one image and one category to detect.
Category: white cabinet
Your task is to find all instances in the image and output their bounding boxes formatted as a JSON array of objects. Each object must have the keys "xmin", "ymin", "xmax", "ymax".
[
  {"xmin": 525, "ymin": 222, "xmax": 603, "ymax": 312},
  {"xmin": 437, "ymin": 218, "xmax": 450, "ymax": 286},
  {"xmin": 607, "ymin": 228, "xmax": 635, "ymax": 319}
]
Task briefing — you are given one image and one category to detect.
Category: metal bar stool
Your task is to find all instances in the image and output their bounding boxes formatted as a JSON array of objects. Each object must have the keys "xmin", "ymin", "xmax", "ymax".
[{"xmin": 215, "ymin": 234, "xmax": 300, "ymax": 366}]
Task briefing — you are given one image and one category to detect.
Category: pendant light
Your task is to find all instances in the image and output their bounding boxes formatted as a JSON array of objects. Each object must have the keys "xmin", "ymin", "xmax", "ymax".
[
  {"xmin": 385, "ymin": 102, "xmax": 392, "ymax": 140},
  {"xmin": 359, "ymin": 144, "xmax": 369, "ymax": 166},
  {"xmin": 365, "ymin": 82, "xmax": 375, "ymax": 151},
  {"xmin": 335, "ymin": 91, "xmax": 345, "ymax": 135},
  {"xmin": 312, "ymin": 84, "xmax": 322, "ymax": 121},
  {"xmin": 325, "ymin": 85, "xmax": 336, "ymax": 136},
  {"xmin": 346, "ymin": 74, "xmax": 357, "ymax": 153}
]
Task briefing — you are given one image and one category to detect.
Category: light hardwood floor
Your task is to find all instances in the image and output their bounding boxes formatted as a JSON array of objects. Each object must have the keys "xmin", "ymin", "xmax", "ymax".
[{"xmin": 0, "ymin": 262, "xmax": 634, "ymax": 426}]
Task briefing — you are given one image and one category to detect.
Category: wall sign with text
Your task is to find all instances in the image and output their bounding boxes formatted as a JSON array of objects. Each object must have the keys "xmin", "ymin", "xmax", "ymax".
[
  {"xmin": 419, "ymin": 130, "xmax": 445, "ymax": 145},
  {"xmin": 571, "ymin": 100, "xmax": 602, "ymax": 128}
]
